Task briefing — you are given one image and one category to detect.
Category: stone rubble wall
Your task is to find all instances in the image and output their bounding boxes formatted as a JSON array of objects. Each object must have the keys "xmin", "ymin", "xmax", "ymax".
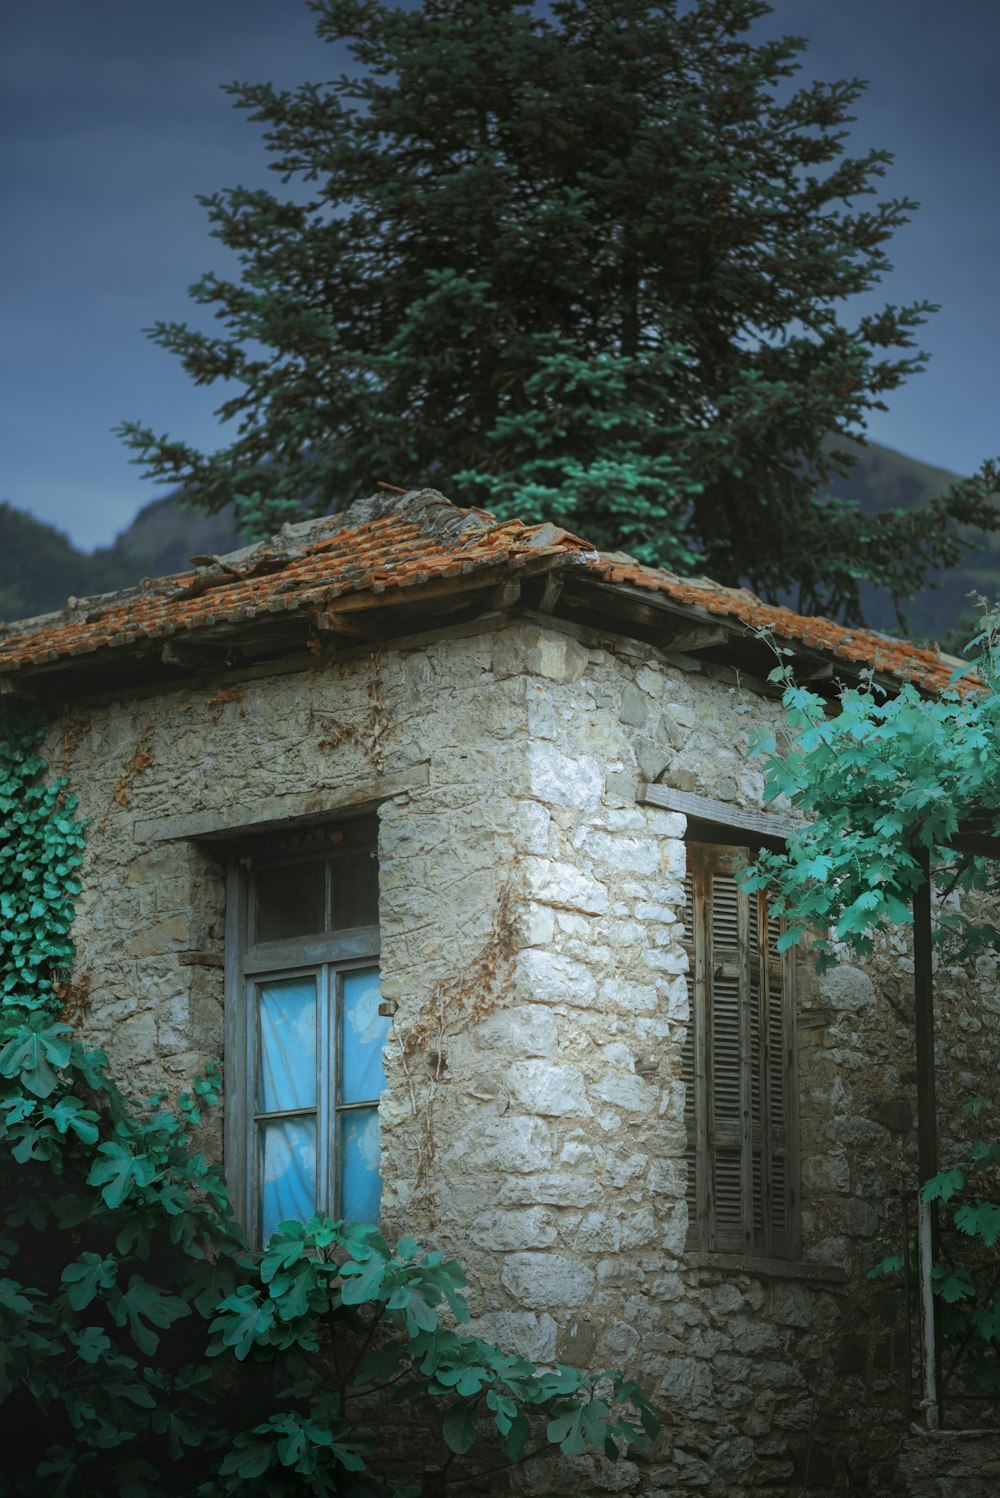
[
  {"xmin": 42, "ymin": 614, "xmax": 1000, "ymax": 1497},
  {"xmin": 896, "ymin": 1429, "xmax": 1000, "ymax": 1497}
]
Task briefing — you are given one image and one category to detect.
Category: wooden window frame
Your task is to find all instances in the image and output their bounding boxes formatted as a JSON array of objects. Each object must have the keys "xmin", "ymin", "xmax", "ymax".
[
  {"xmin": 683, "ymin": 840, "xmax": 800, "ymax": 1260},
  {"xmin": 224, "ymin": 821, "xmax": 381, "ymax": 1243}
]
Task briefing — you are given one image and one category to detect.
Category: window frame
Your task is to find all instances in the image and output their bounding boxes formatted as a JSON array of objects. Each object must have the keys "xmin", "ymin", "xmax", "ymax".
[
  {"xmin": 224, "ymin": 822, "xmax": 382, "ymax": 1243},
  {"xmin": 682, "ymin": 839, "xmax": 801, "ymax": 1260}
]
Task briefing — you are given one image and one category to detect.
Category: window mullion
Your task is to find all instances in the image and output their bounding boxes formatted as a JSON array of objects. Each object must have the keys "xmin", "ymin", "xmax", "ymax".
[
  {"xmin": 247, "ymin": 976, "xmax": 259, "ymax": 1238},
  {"xmin": 319, "ymin": 965, "xmax": 333, "ymax": 1223}
]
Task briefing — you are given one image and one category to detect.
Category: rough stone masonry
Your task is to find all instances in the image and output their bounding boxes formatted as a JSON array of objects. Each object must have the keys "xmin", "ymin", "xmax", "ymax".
[{"xmin": 35, "ymin": 592, "xmax": 1000, "ymax": 1496}]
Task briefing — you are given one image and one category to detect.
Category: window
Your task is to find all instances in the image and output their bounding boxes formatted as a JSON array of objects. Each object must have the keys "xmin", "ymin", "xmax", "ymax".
[
  {"xmin": 225, "ymin": 820, "xmax": 389, "ymax": 1244},
  {"xmin": 682, "ymin": 842, "xmax": 799, "ymax": 1259}
]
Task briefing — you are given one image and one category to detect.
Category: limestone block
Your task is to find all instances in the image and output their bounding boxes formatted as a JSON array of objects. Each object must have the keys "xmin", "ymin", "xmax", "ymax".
[
  {"xmin": 493, "ymin": 625, "xmax": 589, "ymax": 683},
  {"xmin": 441, "ymin": 1115, "xmax": 552, "ymax": 1175},
  {"xmin": 469, "ymin": 1207, "xmax": 558, "ymax": 1250},
  {"xmin": 598, "ymin": 978, "xmax": 658, "ymax": 1013},
  {"xmin": 506, "ymin": 1059, "xmax": 593, "ymax": 1117},
  {"xmin": 514, "ymin": 947, "xmax": 597, "ymax": 1008},
  {"xmin": 641, "ymin": 809, "xmax": 687, "ymax": 840},
  {"xmin": 619, "ymin": 683, "xmax": 649, "ymax": 728},
  {"xmin": 833, "ymin": 1196, "xmax": 880, "ymax": 1238},
  {"xmin": 523, "ymin": 858, "xmax": 608, "ymax": 915},
  {"xmin": 602, "ymin": 1317, "xmax": 640, "ymax": 1363},
  {"xmin": 592, "ymin": 1072, "xmax": 658, "ymax": 1114},
  {"xmin": 584, "ymin": 832, "xmax": 661, "ymax": 875},
  {"xmin": 832, "ymin": 1115, "xmax": 891, "ymax": 1150},
  {"xmin": 464, "ymin": 1309, "xmax": 557, "ymax": 1363},
  {"xmin": 642, "ymin": 947, "xmax": 688, "ymax": 975},
  {"xmin": 602, "ymin": 1042, "xmax": 635, "ymax": 1070},
  {"xmin": 657, "ymin": 1355, "xmax": 714, "ymax": 1403},
  {"xmin": 820, "ymin": 964, "xmax": 877, "ymax": 1013},
  {"xmin": 126, "ymin": 845, "xmax": 186, "ymax": 885},
  {"xmin": 501, "ymin": 1251, "xmax": 596, "ymax": 1309},
  {"xmin": 646, "ymin": 1158, "xmax": 687, "ymax": 1198},
  {"xmin": 661, "ymin": 1203, "xmax": 688, "ymax": 1256},
  {"xmin": 801, "ymin": 1149, "xmax": 851, "ymax": 1194},
  {"xmin": 111, "ymin": 1009, "xmax": 158, "ymax": 1072},
  {"xmin": 527, "ymin": 742, "xmax": 603, "ymax": 812},
  {"xmin": 470, "ymin": 1004, "xmax": 560, "ymax": 1059},
  {"xmin": 512, "ymin": 799, "xmax": 552, "ymax": 855},
  {"xmin": 713, "ymin": 1436, "xmax": 756, "ymax": 1482},
  {"xmin": 559, "ymin": 1138, "xmax": 596, "ymax": 1167},
  {"xmin": 500, "ymin": 1173, "xmax": 604, "ymax": 1207},
  {"xmin": 516, "ymin": 1453, "xmax": 640, "ymax": 1495},
  {"xmin": 634, "ymin": 666, "xmax": 664, "ymax": 698},
  {"xmin": 127, "ymin": 914, "xmax": 189, "ymax": 957},
  {"xmin": 599, "ymin": 807, "xmax": 646, "ymax": 832},
  {"xmin": 620, "ymin": 1208, "xmax": 658, "ymax": 1247}
]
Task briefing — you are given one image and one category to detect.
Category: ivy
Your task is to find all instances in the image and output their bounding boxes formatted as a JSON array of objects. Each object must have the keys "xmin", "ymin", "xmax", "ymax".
[{"xmin": 0, "ymin": 705, "xmax": 660, "ymax": 1492}]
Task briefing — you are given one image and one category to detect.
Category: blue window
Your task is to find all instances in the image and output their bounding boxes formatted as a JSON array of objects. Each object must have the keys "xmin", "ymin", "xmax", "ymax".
[{"xmin": 225, "ymin": 822, "xmax": 387, "ymax": 1244}]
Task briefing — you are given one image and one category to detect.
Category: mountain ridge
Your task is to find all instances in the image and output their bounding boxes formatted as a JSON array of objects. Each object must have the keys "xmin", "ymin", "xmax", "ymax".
[{"xmin": 4, "ymin": 441, "xmax": 995, "ymax": 648}]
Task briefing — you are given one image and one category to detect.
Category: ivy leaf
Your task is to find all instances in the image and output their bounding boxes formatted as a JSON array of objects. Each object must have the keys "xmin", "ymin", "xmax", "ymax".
[
  {"xmin": 954, "ymin": 1199, "xmax": 1000, "ymax": 1247},
  {"xmin": 61, "ymin": 1252, "xmax": 118, "ymax": 1311},
  {"xmin": 386, "ymin": 1284, "xmax": 439, "ymax": 1336},
  {"xmin": 0, "ymin": 1020, "xmax": 73, "ymax": 1097},
  {"xmin": 70, "ymin": 1325, "xmax": 113, "ymax": 1364},
  {"xmin": 922, "ymin": 1168, "xmax": 965, "ymax": 1204},
  {"xmin": 933, "ymin": 1265, "xmax": 976, "ymax": 1304},
  {"xmin": 219, "ymin": 1436, "xmax": 274, "ymax": 1480},
  {"xmin": 42, "ymin": 1096, "xmax": 100, "ymax": 1144},
  {"xmin": 340, "ymin": 1258, "xmax": 386, "ymax": 1305},
  {"xmin": 110, "ymin": 1275, "xmax": 191, "ymax": 1356},
  {"xmin": 209, "ymin": 1287, "xmax": 276, "ymax": 1360},
  {"xmin": 87, "ymin": 1142, "xmax": 160, "ymax": 1208},
  {"xmin": 442, "ymin": 1402, "xmax": 478, "ymax": 1455},
  {"xmin": 547, "ymin": 1407, "xmax": 587, "ymax": 1457}
]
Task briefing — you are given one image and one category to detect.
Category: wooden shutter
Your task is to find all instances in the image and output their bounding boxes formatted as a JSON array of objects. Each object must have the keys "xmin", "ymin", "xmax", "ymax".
[{"xmin": 683, "ymin": 843, "xmax": 799, "ymax": 1258}]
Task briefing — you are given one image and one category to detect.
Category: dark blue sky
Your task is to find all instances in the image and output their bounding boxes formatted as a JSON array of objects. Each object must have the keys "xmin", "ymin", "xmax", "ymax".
[{"xmin": 3, "ymin": 0, "xmax": 999, "ymax": 550}]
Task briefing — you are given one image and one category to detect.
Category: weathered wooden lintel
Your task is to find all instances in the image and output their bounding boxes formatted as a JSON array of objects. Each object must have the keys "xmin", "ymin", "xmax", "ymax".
[{"xmin": 638, "ymin": 781, "xmax": 800, "ymax": 848}]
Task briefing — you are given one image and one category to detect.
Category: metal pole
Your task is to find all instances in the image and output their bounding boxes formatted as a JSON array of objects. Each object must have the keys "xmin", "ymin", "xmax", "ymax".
[
  {"xmin": 900, "ymin": 1188, "xmax": 914, "ymax": 1426},
  {"xmin": 913, "ymin": 843, "xmax": 940, "ymax": 1429}
]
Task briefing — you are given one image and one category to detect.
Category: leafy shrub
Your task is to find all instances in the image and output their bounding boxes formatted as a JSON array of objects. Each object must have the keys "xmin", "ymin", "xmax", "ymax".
[
  {"xmin": 0, "ymin": 707, "xmax": 659, "ymax": 1494},
  {"xmin": 871, "ymin": 1100, "xmax": 1000, "ymax": 1395}
]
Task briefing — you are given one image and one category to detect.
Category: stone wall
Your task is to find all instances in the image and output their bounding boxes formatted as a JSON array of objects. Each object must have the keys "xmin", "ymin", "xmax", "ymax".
[
  {"xmin": 44, "ymin": 612, "xmax": 1000, "ymax": 1496},
  {"xmin": 897, "ymin": 1429, "xmax": 1000, "ymax": 1498}
]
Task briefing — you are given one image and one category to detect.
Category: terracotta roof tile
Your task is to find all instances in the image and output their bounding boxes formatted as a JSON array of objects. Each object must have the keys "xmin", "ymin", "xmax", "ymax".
[{"xmin": 0, "ymin": 489, "xmax": 964, "ymax": 694}]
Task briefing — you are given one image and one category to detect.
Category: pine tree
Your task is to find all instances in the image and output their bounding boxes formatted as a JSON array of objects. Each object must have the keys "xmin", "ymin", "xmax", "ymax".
[{"xmin": 118, "ymin": 0, "xmax": 999, "ymax": 623}]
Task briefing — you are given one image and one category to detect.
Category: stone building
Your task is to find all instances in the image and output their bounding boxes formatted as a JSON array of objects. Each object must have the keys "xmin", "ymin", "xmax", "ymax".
[{"xmin": 1, "ymin": 488, "xmax": 997, "ymax": 1494}]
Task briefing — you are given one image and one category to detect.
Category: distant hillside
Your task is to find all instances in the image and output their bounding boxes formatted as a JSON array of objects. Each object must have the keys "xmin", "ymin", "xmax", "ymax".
[
  {"xmin": 0, "ymin": 496, "xmax": 243, "ymax": 624},
  {"xmin": 824, "ymin": 442, "xmax": 998, "ymax": 647},
  {"xmin": 2, "ymin": 444, "xmax": 997, "ymax": 644}
]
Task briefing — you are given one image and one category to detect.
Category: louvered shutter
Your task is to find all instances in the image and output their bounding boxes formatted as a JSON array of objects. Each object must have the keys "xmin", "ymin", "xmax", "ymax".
[{"xmin": 683, "ymin": 843, "xmax": 799, "ymax": 1258}]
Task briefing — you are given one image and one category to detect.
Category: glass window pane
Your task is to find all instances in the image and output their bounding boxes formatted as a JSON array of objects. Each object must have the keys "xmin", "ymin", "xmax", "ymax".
[
  {"xmin": 331, "ymin": 851, "xmax": 378, "ymax": 930},
  {"xmin": 339, "ymin": 1108, "xmax": 381, "ymax": 1224},
  {"xmin": 254, "ymin": 861, "xmax": 326, "ymax": 942},
  {"xmin": 340, "ymin": 967, "xmax": 389, "ymax": 1104},
  {"xmin": 258, "ymin": 1116, "xmax": 316, "ymax": 1242},
  {"xmin": 258, "ymin": 977, "xmax": 317, "ymax": 1112}
]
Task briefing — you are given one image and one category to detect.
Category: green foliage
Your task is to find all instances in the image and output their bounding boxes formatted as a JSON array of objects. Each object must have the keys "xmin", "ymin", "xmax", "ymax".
[
  {"xmin": 117, "ymin": 0, "xmax": 1000, "ymax": 624},
  {"xmin": 870, "ymin": 1102, "xmax": 1000, "ymax": 1391},
  {"xmin": 0, "ymin": 707, "xmax": 659, "ymax": 1492},
  {"xmin": 750, "ymin": 619, "xmax": 1000, "ymax": 1395},
  {"xmin": 743, "ymin": 605, "xmax": 1000, "ymax": 966}
]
